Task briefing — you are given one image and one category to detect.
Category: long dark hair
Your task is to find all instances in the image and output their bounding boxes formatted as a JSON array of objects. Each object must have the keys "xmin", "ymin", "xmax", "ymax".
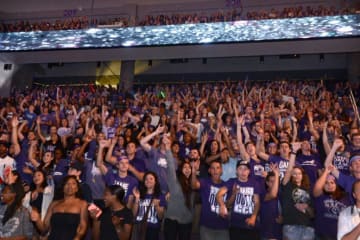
[
  {"xmin": 177, "ymin": 161, "xmax": 192, "ymax": 210},
  {"xmin": 30, "ymin": 169, "xmax": 48, "ymax": 192},
  {"xmin": 60, "ymin": 175, "xmax": 82, "ymax": 199},
  {"xmin": 107, "ymin": 185, "xmax": 125, "ymax": 206},
  {"xmin": 139, "ymin": 171, "xmax": 161, "ymax": 199},
  {"xmin": 2, "ymin": 182, "xmax": 25, "ymax": 225}
]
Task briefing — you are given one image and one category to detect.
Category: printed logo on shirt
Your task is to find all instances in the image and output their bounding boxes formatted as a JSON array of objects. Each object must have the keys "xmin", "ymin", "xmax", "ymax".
[
  {"xmin": 301, "ymin": 160, "xmax": 316, "ymax": 166},
  {"xmin": 253, "ymin": 165, "xmax": 265, "ymax": 176},
  {"xmin": 233, "ymin": 186, "xmax": 254, "ymax": 215},
  {"xmin": 333, "ymin": 155, "xmax": 349, "ymax": 171},
  {"xmin": 292, "ymin": 188, "xmax": 310, "ymax": 204},
  {"xmin": 323, "ymin": 198, "xmax": 347, "ymax": 219},
  {"xmin": 0, "ymin": 215, "xmax": 20, "ymax": 237},
  {"xmin": 136, "ymin": 199, "xmax": 158, "ymax": 224},
  {"xmin": 157, "ymin": 158, "xmax": 167, "ymax": 168},
  {"xmin": 209, "ymin": 186, "xmax": 226, "ymax": 214},
  {"xmin": 113, "ymin": 181, "xmax": 129, "ymax": 196},
  {"xmin": 278, "ymin": 160, "xmax": 289, "ymax": 180}
]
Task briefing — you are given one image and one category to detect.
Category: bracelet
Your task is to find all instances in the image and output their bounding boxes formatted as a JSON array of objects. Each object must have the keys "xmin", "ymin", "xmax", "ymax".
[{"xmin": 290, "ymin": 151, "xmax": 297, "ymax": 155}]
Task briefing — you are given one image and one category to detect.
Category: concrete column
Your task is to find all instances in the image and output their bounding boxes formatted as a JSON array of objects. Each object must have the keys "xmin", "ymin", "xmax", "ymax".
[
  {"xmin": 119, "ymin": 60, "xmax": 135, "ymax": 93},
  {"xmin": 0, "ymin": 63, "xmax": 16, "ymax": 97},
  {"xmin": 347, "ymin": 53, "xmax": 360, "ymax": 84}
]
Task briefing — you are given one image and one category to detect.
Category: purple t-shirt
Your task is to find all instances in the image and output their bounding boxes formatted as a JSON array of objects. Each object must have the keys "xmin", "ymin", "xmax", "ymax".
[
  {"xmin": 135, "ymin": 193, "xmax": 166, "ymax": 229},
  {"xmin": 333, "ymin": 152, "xmax": 350, "ymax": 176},
  {"xmin": 226, "ymin": 178, "xmax": 261, "ymax": 229},
  {"xmin": 296, "ymin": 153, "xmax": 322, "ymax": 186},
  {"xmin": 103, "ymin": 171, "xmax": 138, "ymax": 201},
  {"xmin": 199, "ymin": 178, "xmax": 229, "ymax": 229},
  {"xmin": 269, "ymin": 155, "xmax": 289, "ymax": 180},
  {"xmin": 260, "ymin": 194, "xmax": 282, "ymax": 239},
  {"xmin": 314, "ymin": 194, "xmax": 350, "ymax": 238},
  {"xmin": 145, "ymin": 148, "xmax": 175, "ymax": 193},
  {"xmin": 337, "ymin": 172, "xmax": 356, "ymax": 204},
  {"xmin": 129, "ymin": 150, "xmax": 147, "ymax": 179}
]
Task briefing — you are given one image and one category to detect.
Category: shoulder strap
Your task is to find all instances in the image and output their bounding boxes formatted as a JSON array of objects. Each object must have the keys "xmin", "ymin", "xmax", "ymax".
[{"xmin": 142, "ymin": 197, "xmax": 154, "ymax": 223}]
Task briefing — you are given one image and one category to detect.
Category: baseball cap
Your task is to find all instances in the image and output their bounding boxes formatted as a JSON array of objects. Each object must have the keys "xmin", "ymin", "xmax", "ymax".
[
  {"xmin": 236, "ymin": 160, "xmax": 250, "ymax": 169},
  {"xmin": 349, "ymin": 154, "xmax": 360, "ymax": 165}
]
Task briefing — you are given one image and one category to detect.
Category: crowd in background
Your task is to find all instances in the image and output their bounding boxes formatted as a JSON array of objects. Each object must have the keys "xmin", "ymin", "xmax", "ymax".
[
  {"xmin": 1, "ymin": 4, "xmax": 358, "ymax": 32},
  {"xmin": 0, "ymin": 79, "xmax": 359, "ymax": 239}
]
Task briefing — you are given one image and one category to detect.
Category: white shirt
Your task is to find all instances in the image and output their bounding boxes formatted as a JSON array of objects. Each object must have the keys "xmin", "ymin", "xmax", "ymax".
[
  {"xmin": 338, "ymin": 205, "xmax": 360, "ymax": 240},
  {"xmin": 0, "ymin": 155, "xmax": 16, "ymax": 181}
]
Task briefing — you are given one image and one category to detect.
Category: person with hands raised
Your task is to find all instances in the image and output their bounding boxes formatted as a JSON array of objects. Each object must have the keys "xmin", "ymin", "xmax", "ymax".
[
  {"xmin": 97, "ymin": 139, "xmax": 137, "ymax": 207},
  {"xmin": 260, "ymin": 163, "xmax": 282, "ymax": 240},
  {"xmin": 236, "ymin": 113, "xmax": 266, "ymax": 183},
  {"xmin": 162, "ymin": 134, "xmax": 194, "ymax": 240},
  {"xmin": 216, "ymin": 160, "xmax": 261, "ymax": 240},
  {"xmin": 324, "ymin": 137, "xmax": 350, "ymax": 176},
  {"xmin": 192, "ymin": 159, "xmax": 229, "ymax": 240},
  {"xmin": 281, "ymin": 141, "xmax": 315, "ymax": 240},
  {"xmin": 140, "ymin": 125, "xmax": 174, "ymax": 194},
  {"xmin": 313, "ymin": 165, "xmax": 350, "ymax": 240}
]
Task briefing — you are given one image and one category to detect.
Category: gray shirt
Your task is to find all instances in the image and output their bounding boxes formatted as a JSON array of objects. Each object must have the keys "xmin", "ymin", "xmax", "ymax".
[
  {"xmin": 164, "ymin": 150, "xmax": 193, "ymax": 224},
  {"xmin": 0, "ymin": 205, "xmax": 33, "ymax": 238}
]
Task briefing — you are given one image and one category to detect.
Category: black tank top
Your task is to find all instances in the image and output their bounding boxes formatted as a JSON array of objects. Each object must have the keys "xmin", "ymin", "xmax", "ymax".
[{"xmin": 48, "ymin": 212, "xmax": 80, "ymax": 240}]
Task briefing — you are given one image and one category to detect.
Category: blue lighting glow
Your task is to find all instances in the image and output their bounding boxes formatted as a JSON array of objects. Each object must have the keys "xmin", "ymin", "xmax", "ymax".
[{"xmin": 0, "ymin": 15, "xmax": 359, "ymax": 52}]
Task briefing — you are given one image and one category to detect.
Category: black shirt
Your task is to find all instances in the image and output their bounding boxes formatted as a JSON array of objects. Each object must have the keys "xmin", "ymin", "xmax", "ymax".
[{"xmin": 99, "ymin": 207, "xmax": 133, "ymax": 239}]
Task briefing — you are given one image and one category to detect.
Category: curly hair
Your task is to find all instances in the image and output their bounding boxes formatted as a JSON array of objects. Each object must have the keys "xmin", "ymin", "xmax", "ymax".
[{"xmin": 139, "ymin": 171, "xmax": 161, "ymax": 199}]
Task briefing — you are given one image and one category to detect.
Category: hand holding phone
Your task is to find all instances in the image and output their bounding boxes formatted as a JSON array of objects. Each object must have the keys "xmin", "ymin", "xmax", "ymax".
[{"xmin": 88, "ymin": 203, "xmax": 102, "ymax": 219}]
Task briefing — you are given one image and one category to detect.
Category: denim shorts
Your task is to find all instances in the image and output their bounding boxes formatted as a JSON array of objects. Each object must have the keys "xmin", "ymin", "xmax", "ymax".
[{"xmin": 283, "ymin": 225, "xmax": 315, "ymax": 240}]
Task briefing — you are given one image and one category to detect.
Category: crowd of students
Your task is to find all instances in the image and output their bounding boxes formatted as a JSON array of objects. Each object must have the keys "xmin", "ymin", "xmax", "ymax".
[
  {"xmin": 1, "ymin": 4, "xmax": 357, "ymax": 32},
  {"xmin": 0, "ymin": 79, "xmax": 359, "ymax": 240}
]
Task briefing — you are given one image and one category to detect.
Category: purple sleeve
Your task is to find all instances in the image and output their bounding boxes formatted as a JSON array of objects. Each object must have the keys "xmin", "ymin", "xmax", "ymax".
[
  {"xmin": 337, "ymin": 172, "xmax": 354, "ymax": 193},
  {"xmin": 86, "ymin": 140, "xmax": 97, "ymax": 159},
  {"xmin": 103, "ymin": 170, "xmax": 115, "ymax": 186},
  {"xmin": 159, "ymin": 194, "xmax": 167, "ymax": 207}
]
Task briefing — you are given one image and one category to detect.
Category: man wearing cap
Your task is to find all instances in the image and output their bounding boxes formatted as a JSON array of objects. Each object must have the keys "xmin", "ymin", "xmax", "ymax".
[
  {"xmin": 0, "ymin": 140, "xmax": 15, "ymax": 184},
  {"xmin": 97, "ymin": 140, "xmax": 138, "ymax": 207},
  {"xmin": 217, "ymin": 160, "xmax": 261, "ymax": 240},
  {"xmin": 330, "ymin": 154, "xmax": 360, "ymax": 203}
]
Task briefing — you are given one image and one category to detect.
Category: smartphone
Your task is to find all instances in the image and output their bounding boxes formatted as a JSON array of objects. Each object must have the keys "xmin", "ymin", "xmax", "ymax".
[{"xmin": 88, "ymin": 203, "xmax": 102, "ymax": 218}]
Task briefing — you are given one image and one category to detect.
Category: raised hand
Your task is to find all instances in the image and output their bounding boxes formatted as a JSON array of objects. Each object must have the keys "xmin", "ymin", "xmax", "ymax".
[
  {"xmin": 291, "ymin": 142, "xmax": 302, "ymax": 153},
  {"xmin": 11, "ymin": 116, "xmax": 19, "ymax": 128}
]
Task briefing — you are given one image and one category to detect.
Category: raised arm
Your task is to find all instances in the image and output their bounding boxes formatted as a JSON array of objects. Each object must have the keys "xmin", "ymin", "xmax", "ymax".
[
  {"xmin": 139, "ymin": 125, "xmax": 165, "ymax": 152},
  {"xmin": 307, "ymin": 110, "xmax": 320, "ymax": 141},
  {"xmin": 322, "ymin": 122, "xmax": 331, "ymax": 155},
  {"xmin": 256, "ymin": 131, "xmax": 270, "ymax": 161},
  {"xmin": 10, "ymin": 117, "xmax": 21, "ymax": 156},
  {"xmin": 96, "ymin": 140, "xmax": 111, "ymax": 175},
  {"xmin": 313, "ymin": 165, "xmax": 334, "ymax": 197},
  {"xmin": 323, "ymin": 139, "xmax": 342, "ymax": 179},
  {"xmin": 105, "ymin": 137, "xmax": 118, "ymax": 165},
  {"xmin": 263, "ymin": 163, "xmax": 280, "ymax": 201},
  {"xmin": 190, "ymin": 161, "xmax": 200, "ymax": 190},
  {"xmin": 282, "ymin": 142, "xmax": 300, "ymax": 186},
  {"xmin": 36, "ymin": 116, "xmax": 46, "ymax": 143},
  {"xmin": 236, "ymin": 115, "xmax": 250, "ymax": 161}
]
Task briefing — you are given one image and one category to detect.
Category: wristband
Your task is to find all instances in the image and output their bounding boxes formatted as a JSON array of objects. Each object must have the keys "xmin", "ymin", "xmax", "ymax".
[{"xmin": 290, "ymin": 151, "xmax": 297, "ymax": 155}]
